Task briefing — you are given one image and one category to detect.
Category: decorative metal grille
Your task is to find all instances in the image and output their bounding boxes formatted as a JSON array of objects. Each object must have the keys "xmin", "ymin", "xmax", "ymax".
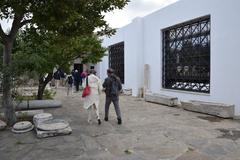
[
  {"xmin": 162, "ymin": 16, "xmax": 210, "ymax": 93},
  {"xmin": 109, "ymin": 42, "xmax": 124, "ymax": 83}
]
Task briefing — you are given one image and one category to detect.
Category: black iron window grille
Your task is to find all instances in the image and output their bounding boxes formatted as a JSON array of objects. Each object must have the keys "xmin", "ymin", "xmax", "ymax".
[
  {"xmin": 162, "ymin": 15, "xmax": 210, "ymax": 93},
  {"xmin": 109, "ymin": 42, "xmax": 124, "ymax": 83}
]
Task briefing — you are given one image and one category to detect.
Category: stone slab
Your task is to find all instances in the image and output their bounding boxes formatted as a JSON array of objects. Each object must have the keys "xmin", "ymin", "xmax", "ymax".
[
  {"xmin": 36, "ymin": 126, "xmax": 72, "ymax": 138},
  {"xmin": 181, "ymin": 100, "xmax": 234, "ymax": 118},
  {"xmin": 16, "ymin": 110, "xmax": 44, "ymax": 118},
  {"xmin": 33, "ymin": 113, "xmax": 53, "ymax": 120},
  {"xmin": 0, "ymin": 120, "xmax": 6, "ymax": 130},
  {"xmin": 33, "ymin": 113, "xmax": 53, "ymax": 126},
  {"xmin": 15, "ymin": 100, "xmax": 62, "ymax": 110},
  {"xmin": 13, "ymin": 121, "xmax": 32, "ymax": 131},
  {"xmin": 12, "ymin": 125, "xmax": 34, "ymax": 134},
  {"xmin": 37, "ymin": 119, "xmax": 69, "ymax": 131},
  {"xmin": 123, "ymin": 89, "xmax": 132, "ymax": 96},
  {"xmin": 0, "ymin": 110, "xmax": 44, "ymax": 119},
  {"xmin": 145, "ymin": 93, "xmax": 178, "ymax": 107}
]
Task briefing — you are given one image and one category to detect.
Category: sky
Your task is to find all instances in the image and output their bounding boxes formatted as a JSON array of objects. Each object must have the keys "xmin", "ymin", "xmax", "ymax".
[
  {"xmin": 0, "ymin": 0, "xmax": 178, "ymax": 32},
  {"xmin": 104, "ymin": 0, "xmax": 179, "ymax": 28}
]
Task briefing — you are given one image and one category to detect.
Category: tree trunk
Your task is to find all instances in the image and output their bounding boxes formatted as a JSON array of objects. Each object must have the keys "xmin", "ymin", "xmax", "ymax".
[
  {"xmin": 37, "ymin": 78, "xmax": 45, "ymax": 100},
  {"xmin": 1, "ymin": 12, "xmax": 25, "ymax": 126},
  {"xmin": 3, "ymin": 40, "xmax": 17, "ymax": 126},
  {"xmin": 37, "ymin": 73, "xmax": 53, "ymax": 100}
]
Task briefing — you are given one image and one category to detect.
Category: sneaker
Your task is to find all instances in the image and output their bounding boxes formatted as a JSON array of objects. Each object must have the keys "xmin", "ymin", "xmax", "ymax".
[
  {"xmin": 117, "ymin": 118, "xmax": 122, "ymax": 125},
  {"xmin": 98, "ymin": 119, "xmax": 101, "ymax": 125},
  {"xmin": 104, "ymin": 117, "xmax": 108, "ymax": 121}
]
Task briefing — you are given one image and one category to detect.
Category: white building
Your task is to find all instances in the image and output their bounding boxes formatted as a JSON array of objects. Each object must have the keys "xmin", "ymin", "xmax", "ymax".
[{"xmin": 97, "ymin": 0, "xmax": 240, "ymax": 116}]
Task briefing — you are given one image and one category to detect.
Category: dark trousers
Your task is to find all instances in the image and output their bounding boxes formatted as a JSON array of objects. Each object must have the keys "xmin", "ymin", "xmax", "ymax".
[
  {"xmin": 105, "ymin": 96, "xmax": 121, "ymax": 119},
  {"xmin": 75, "ymin": 81, "xmax": 79, "ymax": 91}
]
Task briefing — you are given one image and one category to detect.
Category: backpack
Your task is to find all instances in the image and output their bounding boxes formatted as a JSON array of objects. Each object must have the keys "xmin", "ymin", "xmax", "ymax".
[
  {"xmin": 53, "ymin": 71, "xmax": 60, "ymax": 80},
  {"xmin": 68, "ymin": 76, "xmax": 73, "ymax": 84},
  {"xmin": 110, "ymin": 76, "xmax": 121, "ymax": 96}
]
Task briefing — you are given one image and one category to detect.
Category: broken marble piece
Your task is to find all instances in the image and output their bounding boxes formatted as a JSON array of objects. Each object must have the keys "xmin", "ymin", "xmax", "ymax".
[
  {"xmin": 145, "ymin": 93, "xmax": 178, "ymax": 107},
  {"xmin": 36, "ymin": 126, "xmax": 72, "ymax": 138},
  {"xmin": 16, "ymin": 100, "xmax": 62, "ymax": 110},
  {"xmin": 181, "ymin": 100, "xmax": 234, "ymax": 118},
  {"xmin": 13, "ymin": 121, "xmax": 32, "ymax": 130},
  {"xmin": 16, "ymin": 110, "xmax": 44, "ymax": 119},
  {"xmin": 0, "ymin": 110, "xmax": 44, "ymax": 119},
  {"xmin": 123, "ymin": 89, "xmax": 132, "ymax": 96},
  {"xmin": 35, "ymin": 119, "xmax": 72, "ymax": 138},
  {"xmin": 37, "ymin": 119, "xmax": 69, "ymax": 131},
  {"xmin": 0, "ymin": 120, "xmax": 7, "ymax": 131},
  {"xmin": 12, "ymin": 121, "xmax": 34, "ymax": 133},
  {"xmin": 33, "ymin": 113, "xmax": 53, "ymax": 127}
]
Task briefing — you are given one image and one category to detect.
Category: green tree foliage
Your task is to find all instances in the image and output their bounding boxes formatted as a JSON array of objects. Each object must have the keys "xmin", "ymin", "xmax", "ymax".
[
  {"xmin": 0, "ymin": 0, "xmax": 129, "ymax": 38},
  {"xmin": 0, "ymin": 0, "xmax": 129, "ymax": 125},
  {"xmin": 13, "ymin": 28, "xmax": 107, "ymax": 99}
]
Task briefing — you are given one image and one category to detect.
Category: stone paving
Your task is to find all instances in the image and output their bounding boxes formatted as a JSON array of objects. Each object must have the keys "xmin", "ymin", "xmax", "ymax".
[{"xmin": 1, "ymin": 87, "xmax": 240, "ymax": 160}]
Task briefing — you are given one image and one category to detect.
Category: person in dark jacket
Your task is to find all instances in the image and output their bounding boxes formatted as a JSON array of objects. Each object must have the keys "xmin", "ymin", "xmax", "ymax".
[
  {"xmin": 65, "ymin": 75, "xmax": 73, "ymax": 95},
  {"xmin": 102, "ymin": 68, "xmax": 122, "ymax": 124},
  {"xmin": 53, "ymin": 70, "xmax": 61, "ymax": 88},
  {"xmin": 73, "ymin": 70, "xmax": 81, "ymax": 91},
  {"xmin": 59, "ymin": 68, "xmax": 65, "ymax": 86}
]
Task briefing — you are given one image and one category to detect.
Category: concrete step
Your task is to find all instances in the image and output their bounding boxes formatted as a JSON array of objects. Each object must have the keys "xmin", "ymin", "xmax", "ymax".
[
  {"xmin": 145, "ymin": 93, "xmax": 178, "ymax": 107},
  {"xmin": 181, "ymin": 100, "xmax": 234, "ymax": 118}
]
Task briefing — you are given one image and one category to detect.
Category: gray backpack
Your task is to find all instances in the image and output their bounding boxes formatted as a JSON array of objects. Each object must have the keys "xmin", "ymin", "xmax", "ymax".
[{"xmin": 110, "ymin": 76, "xmax": 121, "ymax": 96}]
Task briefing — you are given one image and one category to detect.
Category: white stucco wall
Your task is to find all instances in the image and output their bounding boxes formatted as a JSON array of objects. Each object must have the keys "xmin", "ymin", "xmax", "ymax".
[
  {"xmin": 142, "ymin": 0, "xmax": 240, "ymax": 115},
  {"xmin": 98, "ymin": 0, "xmax": 240, "ymax": 115},
  {"xmin": 100, "ymin": 28, "xmax": 124, "ymax": 79},
  {"xmin": 101, "ymin": 18, "xmax": 144, "ymax": 96}
]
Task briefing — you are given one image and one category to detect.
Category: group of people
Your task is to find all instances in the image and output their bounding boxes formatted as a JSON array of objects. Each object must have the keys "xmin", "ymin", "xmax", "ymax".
[
  {"xmin": 82, "ymin": 68, "xmax": 122, "ymax": 125},
  {"xmin": 52, "ymin": 68, "xmax": 90, "ymax": 94},
  {"xmin": 56, "ymin": 68, "xmax": 122, "ymax": 125},
  {"xmin": 52, "ymin": 68, "xmax": 65, "ymax": 88},
  {"xmin": 65, "ymin": 70, "xmax": 88, "ymax": 94},
  {"xmin": 71, "ymin": 69, "xmax": 88, "ymax": 92}
]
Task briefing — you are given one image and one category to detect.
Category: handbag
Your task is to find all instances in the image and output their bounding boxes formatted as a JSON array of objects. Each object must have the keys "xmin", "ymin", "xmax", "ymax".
[{"xmin": 82, "ymin": 76, "xmax": 91, "ymax": 97}]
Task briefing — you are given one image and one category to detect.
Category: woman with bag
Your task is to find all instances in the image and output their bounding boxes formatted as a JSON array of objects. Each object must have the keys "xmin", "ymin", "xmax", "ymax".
[{"xmin": 82, "ymin": 69, "xmax": 102, "ymax": 125}]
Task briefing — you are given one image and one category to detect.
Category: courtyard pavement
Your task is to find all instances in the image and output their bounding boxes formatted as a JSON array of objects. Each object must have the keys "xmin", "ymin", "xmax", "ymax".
[{"xmin": 1, "ymin": 87, "xmax": 240, "ymax": 160}]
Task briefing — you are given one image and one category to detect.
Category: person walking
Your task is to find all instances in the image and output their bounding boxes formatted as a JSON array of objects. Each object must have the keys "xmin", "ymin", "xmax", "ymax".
[
  {"xmin": 59, "ymin": 68, "xmax": 65, "ymax": 86},
  {"xmin": 53, "ymin": 70, "xmax": 61, "ymax": 88},
  {"xmin": 65, "ymin": 75, "xmax": 73, "ymax": 95},
  {"xmin": 80, "ymin": 70, "xmax": 88, "ymax": 88},
  {"xmin": 102, "ymin": 68, "xmax": 122, "ymax": 124},
  {"xmin": 82, "ymin": 69, "xmax": 102, "ymax": 125},
  {"xmin": 73, "ymin": 70, "xmax": 81, "ymax": 92}
]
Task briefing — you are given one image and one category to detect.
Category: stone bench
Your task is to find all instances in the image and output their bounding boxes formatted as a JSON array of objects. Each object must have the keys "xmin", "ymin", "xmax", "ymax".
[
  {"xmin": 145, "ymin": 93, "xmax": 178, "ymax": 107},
  {"xmin": 181, "ymin": 100, "xmax": 234, "ymax": 118}
]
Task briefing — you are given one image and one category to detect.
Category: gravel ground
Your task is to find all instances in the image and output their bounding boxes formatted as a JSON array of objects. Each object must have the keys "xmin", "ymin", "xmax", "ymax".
[{"xmin": 1, "ymin": 87, "xmax": 240, "ymax": 160}]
